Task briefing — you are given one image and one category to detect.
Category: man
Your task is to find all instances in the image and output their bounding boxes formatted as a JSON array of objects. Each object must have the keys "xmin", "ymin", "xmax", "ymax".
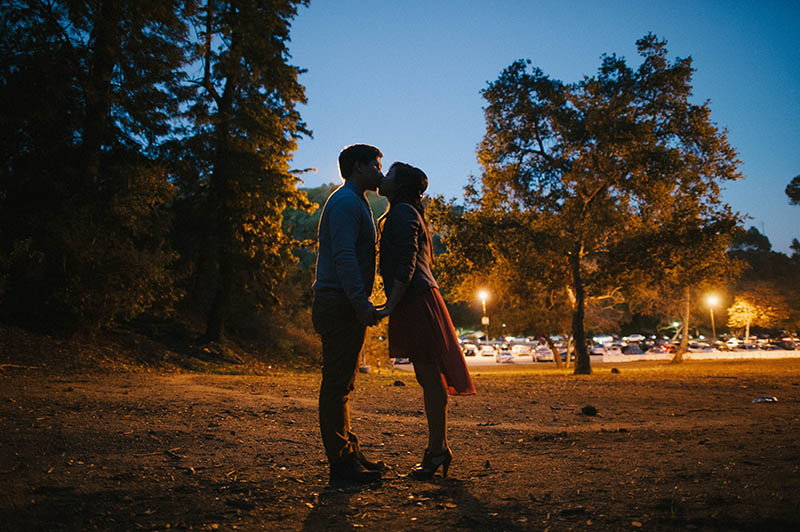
[{"xmin": 312, "ymin": 143, "xmax": 386, "ymax": 484}]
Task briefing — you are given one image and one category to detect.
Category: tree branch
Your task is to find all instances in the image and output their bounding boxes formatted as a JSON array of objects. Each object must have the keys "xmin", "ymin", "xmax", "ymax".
[{"xmin": 202, "ymin": 0, "xmax": 221, "ymax": 106}]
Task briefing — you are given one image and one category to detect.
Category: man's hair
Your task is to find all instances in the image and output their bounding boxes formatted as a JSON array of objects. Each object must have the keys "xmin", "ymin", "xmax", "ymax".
[{"xmin": 338, "ymin": 144, "xmax": 383, "ymax": 179}]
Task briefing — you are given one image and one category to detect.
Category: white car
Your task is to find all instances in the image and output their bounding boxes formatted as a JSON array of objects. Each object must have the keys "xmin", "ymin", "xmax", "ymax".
[
  {"xmin": 495, "ymin": 345, "xmax": 514, "ymax": 363},
  {"xmin": 510, "ymin": 344, "xmax": 531, "ymax": 356},
  {"xmin": 534, "ymin": 345, "xmax": 554, "ymax": 362},
  {"xmin": 623, "ymin": 334, "xmax": 646, "ymax": 342},
  {"xmin": 603, "ymin": 345, "xmax": 623, "ymax": 356},
  {"xmin": 479, "ymin": 344, "xmax": 496, "ymax": 356},
  {"xmin": 589, "ymin": 344, "xmax": 606, "ymax": 355},
  {"xmin": 462, "ymin": 343, "xmax": 478, "ymax": 356},
  {"xmin": 592, "ymin": 334, "xmax": 615, "ymax": 345}
]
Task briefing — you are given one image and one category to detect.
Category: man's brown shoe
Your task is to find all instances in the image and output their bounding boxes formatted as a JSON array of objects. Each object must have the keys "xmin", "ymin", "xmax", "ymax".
[
  {"xmin": 329, "ymin": 454, "xmax": 381, "ymax": 485},
  {"xmin": 357, "ymin": 451, "xmax": 387, "ymax": 471}
]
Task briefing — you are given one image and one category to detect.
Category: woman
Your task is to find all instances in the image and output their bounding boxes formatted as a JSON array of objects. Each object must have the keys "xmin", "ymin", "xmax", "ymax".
[{"xmin": 376, "ymin": 162, "xmax": 476, "ymax": 480}]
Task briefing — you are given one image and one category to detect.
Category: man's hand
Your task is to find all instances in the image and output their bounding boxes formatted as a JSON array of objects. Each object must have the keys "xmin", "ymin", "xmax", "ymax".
[{"xmin": 356, "ymin": 304, "xmax": 379, "ymax": 327}]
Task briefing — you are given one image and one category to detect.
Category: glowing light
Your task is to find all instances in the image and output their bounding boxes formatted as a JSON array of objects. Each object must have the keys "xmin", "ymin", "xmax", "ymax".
[
  {"xmin": 705, "ymin": 293, "xmax": 720, "ymax": 340},
  {"xmin": 478, "ymin": 290, "xmax": 489, "ymax": 342}
]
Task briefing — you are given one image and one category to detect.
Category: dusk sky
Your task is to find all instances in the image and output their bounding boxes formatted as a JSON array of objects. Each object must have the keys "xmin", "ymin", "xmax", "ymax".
[{"xmin": 288, "ymin": 1, "xmax": 799, "ymax": 253}]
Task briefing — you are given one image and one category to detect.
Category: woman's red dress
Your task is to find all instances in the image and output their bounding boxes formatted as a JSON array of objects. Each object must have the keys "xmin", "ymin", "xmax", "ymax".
[{"xmin": 388, "ymin": 287, "xmax": 476, "ymax": 396}]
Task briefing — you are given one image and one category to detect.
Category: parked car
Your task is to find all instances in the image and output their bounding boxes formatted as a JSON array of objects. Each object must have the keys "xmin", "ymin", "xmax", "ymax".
[
  {"xmin": 534, "ymin": 345, "xmax": 554, "ymax": 362},
  {"xmin": 734, "ymin": 343, "xmax": 760, "ymax": 351},
  {"xmin": 592, "ymin": 334, "xmax": 615, "ymax": 345},
  {"xmin": 479, "ymin": 344, "xmax": 496, "ymax": 357},
  {"xmin": 603, "ymin": 345, "xmax": 623, "ymax": 356},
  {"xmin": 623, "ymin": 334, "xmax": 646, "ymax": 342},
  {"xmin": 621, "ymin": 344, "xmax": 645, "ymax": 355},
  {"xmin": 687, "ymin": 342, "xmax": 714, "ymax": 352},
  {"xmin": 646, "ymin": 344, "xmax": 670, "ymax": 354},
  {"xmin": 776, "ymin": 340, "xmax": 797, "ymax": 350},
  {"xmin": 589, "ymin": 344, "xmax": 605, "ymax": 355},
  {"xmin": 560, "ymin": 351, "xmax": 575, "ymax": 361},
  {"xmin": 495, "ymin": 345, "xmax": 514, "ymax": 363},
  {"xmin": 462, "ymin": 343, "xmax": 478, "ymax": 357},
  {"xmin": 510, "ymin": 344, "xmax": 531, "ymax": 356}
]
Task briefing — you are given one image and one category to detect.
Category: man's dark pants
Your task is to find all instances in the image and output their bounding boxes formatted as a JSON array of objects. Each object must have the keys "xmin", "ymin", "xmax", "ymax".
[{"xmin": 312, "ymin": 292, "xmax": 366, "ymax": 466}]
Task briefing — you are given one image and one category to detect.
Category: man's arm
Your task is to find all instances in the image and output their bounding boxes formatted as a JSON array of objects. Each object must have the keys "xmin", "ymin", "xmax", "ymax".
[{"xmin": 328, "ymin": 196, "xmax": 377, "ymax": 326}]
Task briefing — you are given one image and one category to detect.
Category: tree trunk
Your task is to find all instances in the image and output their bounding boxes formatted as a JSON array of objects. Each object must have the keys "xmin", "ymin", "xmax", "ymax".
[
  {"xmin": 204, "ymin": 248, "xmax": 232, "ymax": 343},
  {"xmin": 202, "ymin": 78, "xmax": 236, "ymax": 343},
  {"xmin": 546, "ymin": 336, "xmax": 563, "ymax": 369},
  {"xmin": 570, "ymin": 248, "xmax": 591, "ymax": 375},
  {"xmin": 672, "ymin": 286, "xmax": 691, "ymax": 363},
  {"xmin": 565, "ymin": 335, "xmax": 574, "ymax": 370},
  {"xmin": 82, "ymin": 0, "xmax": 121, "ymax": 190}
]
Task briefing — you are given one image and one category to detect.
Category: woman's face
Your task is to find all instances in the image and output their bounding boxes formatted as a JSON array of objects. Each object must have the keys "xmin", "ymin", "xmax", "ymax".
[{"xmin": 378, "ymin": 166, "xmax": 399, "ymax": 201}]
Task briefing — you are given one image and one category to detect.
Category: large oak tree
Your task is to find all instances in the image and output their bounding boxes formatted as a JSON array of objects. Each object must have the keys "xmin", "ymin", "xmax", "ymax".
[{"xmin": 434, "ymin": 35, "xmax": 741, "ymax": 373}]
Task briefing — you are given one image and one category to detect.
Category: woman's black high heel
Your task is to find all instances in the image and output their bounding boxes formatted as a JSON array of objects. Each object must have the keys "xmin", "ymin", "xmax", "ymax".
[{"xmin": 410, "ymin": 447, "xmax": 452, "ymax": 479}]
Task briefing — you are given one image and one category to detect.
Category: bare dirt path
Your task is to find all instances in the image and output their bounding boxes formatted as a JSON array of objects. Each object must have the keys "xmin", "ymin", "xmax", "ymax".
[{"xmin": 2, "ymin": 360, "xmax": 799, "ymax": 531}]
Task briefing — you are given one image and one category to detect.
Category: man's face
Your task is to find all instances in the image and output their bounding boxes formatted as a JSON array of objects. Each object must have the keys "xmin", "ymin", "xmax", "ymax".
[{"xmin": 354, "ymin": 157, "xmax": 383, "ymax": 191}]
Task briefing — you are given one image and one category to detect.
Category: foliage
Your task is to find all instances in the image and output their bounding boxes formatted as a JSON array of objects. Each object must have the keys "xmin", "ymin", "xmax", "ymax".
[
  {"xmin": 728, "ymin": 227, "xmax": 800, "ymax": 332},
  {"xmin": 167, "ymin": 0, "xmax": 312, "ymax": 342},
  {"xmin": 786, "ymin": 175, "xmax": 800, "ymax": 206},
  {"xmin": 726, "ymin": 296, "xmax": 780, "ymax": 340},
  {"xmin": 1, "ymin": 0, "xmax": 187, "ymax": 327},
  {"xmin": 1, "ymin": 0, "xmax": 317, "ymax": 360},
  {"xmin": 433, "ymin": 34, "xmax": 742, "ymax": 373}
]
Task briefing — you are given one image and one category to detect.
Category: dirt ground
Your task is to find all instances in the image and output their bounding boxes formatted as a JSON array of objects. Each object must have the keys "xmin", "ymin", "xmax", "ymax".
[{"xmin": 2, "ymin": 358, "xmax": 799, "ymax": 531}]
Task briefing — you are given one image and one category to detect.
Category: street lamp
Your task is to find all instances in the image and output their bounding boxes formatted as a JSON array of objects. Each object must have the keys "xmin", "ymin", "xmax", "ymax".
[
  {"xmin": 478, "ymin": 290, "xmax": 489, "ymax": 342},
  {"xmin": 705, "ymin": 294, "xmax": 719, "ymax": 342}
]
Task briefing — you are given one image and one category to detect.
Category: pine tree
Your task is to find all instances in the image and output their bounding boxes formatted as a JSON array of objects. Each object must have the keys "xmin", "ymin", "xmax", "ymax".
[
  {"xmin": 174, "ymin": 0, "xmax": 312, "ymax": 342},
  {"xmin": 1, "ymin": 0, "xmax": 189, "ymax": 327}
]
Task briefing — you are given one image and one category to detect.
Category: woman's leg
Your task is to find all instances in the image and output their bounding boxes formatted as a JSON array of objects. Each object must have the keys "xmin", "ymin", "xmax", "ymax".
[{"xmin": 413, "ymin": 360, "xmax": 448, "ymax": 452}]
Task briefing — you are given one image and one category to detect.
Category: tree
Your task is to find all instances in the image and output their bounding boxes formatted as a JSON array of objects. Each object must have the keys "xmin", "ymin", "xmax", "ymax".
[
  {"xmin": 437, "ymin": 35, "xmax": 741, "ymax": 374},
  {"xmin": 730, "ymin": 226, "xmax": 772, "ymax": 253},
  {"xmin": 786, "ymin": 175, "xmax": 800, "ymax": 205},
  {"xmin": 728, "ymin": 229, "xmax": 800, "ymax": 333},
  {"xmin": 174, "ymin": 0, "xmax": 311, "ymax": 342},
  {"xmin": 727, "ymin": 296, "xmax": 778, "ymax": 343},
  {"xmin": 1, "ymin": 0, "xmax": 188, "ymax": 327},
  {"xmin": 611, "ymin": 205, "xmax": 741, "ymax": 362}
]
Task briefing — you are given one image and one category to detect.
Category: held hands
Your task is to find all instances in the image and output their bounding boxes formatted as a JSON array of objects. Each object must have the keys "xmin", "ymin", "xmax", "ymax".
[
  {"xmin": 375, "ymin": 304, "xmax": 390, "ymax": 321},
  {"xmin": 362, "ymin": 279, "xmax": 410, "ymax": 326},
  {"xmin": 356, "ymin": 303, "xmax": 380, "ymax": 327}
]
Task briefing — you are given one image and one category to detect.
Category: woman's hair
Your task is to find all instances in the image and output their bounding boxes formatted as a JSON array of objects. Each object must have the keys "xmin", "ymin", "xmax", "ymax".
[
  {"xmin": 378, "ymin": 162, "xmax": 432, "ymax": 254},
  {"xmin": 387, "ymin": 161, "xmax": 428, "ymax": 216}
]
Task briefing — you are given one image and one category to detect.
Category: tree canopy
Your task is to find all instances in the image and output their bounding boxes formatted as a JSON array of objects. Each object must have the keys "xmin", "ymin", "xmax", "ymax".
[
  {"xmin": 433, "ymin": 34, "xmax": 742, "ymax": 373},
  {"xmin": 1, "ymin": 0, "xmax": 311, "ymax": 345},
  {"xmin": 786, "ymin": 175, "xmax": 800, "ymax": 206}
]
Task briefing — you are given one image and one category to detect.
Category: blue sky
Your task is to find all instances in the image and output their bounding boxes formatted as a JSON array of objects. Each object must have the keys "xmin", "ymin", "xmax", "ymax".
[{"xmin": 288, "ymin": 1, "xmax": 799, "ymax": 253}]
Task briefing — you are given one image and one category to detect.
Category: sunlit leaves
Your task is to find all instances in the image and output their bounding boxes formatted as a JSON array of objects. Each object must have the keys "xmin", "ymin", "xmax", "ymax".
[{"xmin": 438, "ymin": 35, "xmax": 742, "ymax": 371}]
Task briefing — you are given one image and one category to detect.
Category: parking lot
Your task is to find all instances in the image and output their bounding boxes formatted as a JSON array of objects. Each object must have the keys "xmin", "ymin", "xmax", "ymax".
[{"xmin": 392, "ymin": 341, "xmax": 800, "ymax": 370}]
